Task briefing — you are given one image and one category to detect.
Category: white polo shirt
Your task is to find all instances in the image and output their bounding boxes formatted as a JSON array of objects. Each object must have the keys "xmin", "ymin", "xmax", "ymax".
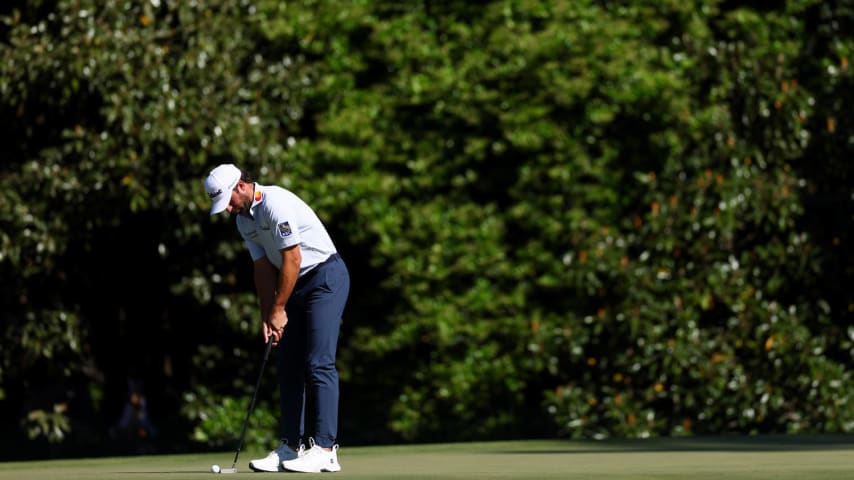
[{"xmin": 236, "ymin": 183, "xmax": 337, "ymax": 276}]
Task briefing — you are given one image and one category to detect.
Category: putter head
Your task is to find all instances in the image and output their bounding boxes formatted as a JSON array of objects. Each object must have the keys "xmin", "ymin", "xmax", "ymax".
[{"xmin": 219, "ymin": 467, "xmax": 238, "ymax": 474}]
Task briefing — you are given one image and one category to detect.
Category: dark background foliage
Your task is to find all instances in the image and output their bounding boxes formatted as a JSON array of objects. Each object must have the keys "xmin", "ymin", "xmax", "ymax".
[{"xmin": 0, "ymin": 0, "xmax": 850, "ymax": 460}]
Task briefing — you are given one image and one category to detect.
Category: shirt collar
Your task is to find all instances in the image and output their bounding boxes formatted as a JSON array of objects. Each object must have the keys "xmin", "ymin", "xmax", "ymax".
[{"xmin": 248, "ymin": 183, "xmax": 264, "ymax": 217}]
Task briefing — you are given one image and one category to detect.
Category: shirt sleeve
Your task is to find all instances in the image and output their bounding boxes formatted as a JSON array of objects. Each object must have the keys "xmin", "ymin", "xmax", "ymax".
[
  {"xmin": 236, "ymin": 217, "xmax": 267, "ymax": 261},
  {"xmin": 243, "ymin": 238, "xmax": 266, "ymax": 261},
  {"xmin": 264, "ymin": 198, "xmax": 302, "ymax": 250}
]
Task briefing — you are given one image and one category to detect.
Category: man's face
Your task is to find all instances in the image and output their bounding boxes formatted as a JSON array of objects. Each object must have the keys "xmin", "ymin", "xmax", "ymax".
[{"xmin": 225, "ymin": 182, "xmax": 253, "ymax": 216}]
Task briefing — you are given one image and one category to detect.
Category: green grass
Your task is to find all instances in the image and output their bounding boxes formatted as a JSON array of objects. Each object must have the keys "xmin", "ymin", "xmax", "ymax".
[{"xmin": 1, "ymin": 435, "xmax": 852, "ymax": 479}]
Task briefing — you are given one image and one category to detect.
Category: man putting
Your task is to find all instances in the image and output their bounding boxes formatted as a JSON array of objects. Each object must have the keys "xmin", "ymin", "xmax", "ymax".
[{"xmin": 205, "ymin": 163, "xmax": 350, "ymax": 473}]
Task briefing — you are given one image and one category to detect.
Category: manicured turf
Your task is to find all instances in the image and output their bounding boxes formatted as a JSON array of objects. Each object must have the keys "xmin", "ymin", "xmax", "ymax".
[{"xmin": 1, "ymin": 435, "xmax": 852, "ymax": 479}]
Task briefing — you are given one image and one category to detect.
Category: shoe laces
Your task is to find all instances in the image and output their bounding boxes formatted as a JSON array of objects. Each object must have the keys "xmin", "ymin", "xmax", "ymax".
[{"xmin": 302, "ymin": 438, "xmax": 329, "ymax": 458}]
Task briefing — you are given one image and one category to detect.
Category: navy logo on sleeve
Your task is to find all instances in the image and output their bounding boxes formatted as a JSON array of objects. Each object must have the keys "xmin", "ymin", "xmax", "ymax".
[{"xmin": 278, "ymin": 221, "xmax": 292, "ymax": 237}]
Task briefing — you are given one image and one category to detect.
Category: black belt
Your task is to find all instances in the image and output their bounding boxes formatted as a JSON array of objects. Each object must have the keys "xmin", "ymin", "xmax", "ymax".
[{"xmin": 295, "ymin": 253, "xmax": 340, "ymax": 289}]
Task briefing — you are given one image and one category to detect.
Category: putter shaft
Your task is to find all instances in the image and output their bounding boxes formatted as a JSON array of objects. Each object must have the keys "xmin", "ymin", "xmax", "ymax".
[{"xmin": 230, "ymin": 335, "xmax": 275, "ymax": 470}]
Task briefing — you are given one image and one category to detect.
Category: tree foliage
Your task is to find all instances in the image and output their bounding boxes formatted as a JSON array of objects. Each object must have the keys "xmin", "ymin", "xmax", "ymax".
[{"xmin": 0, "ymin": 0, "xmax": 851, "ymax": 458}]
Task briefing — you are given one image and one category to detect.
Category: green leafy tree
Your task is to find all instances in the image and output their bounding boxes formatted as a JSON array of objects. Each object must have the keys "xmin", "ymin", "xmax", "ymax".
[
  {"xmin": 0, "ymin": 0, "xmax": 317, "ymax": 454},
  {"xmin": 0, "ymin": 0, "xmax": 850, "ymax": 459},
  {"xmin": 255, "ymin": 0, "xmax": 852, "ymax": 441}
]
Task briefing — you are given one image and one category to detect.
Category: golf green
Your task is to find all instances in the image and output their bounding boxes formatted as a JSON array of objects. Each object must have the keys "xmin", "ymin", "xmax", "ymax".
[{"xmin": 1, "ymin": 435, "xmax": 852, "ymax": 479}]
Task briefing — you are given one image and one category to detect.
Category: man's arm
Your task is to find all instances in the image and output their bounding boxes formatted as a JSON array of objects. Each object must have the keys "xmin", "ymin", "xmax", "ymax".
[
  {"xmin": 253, "ymin": 257, "xmax": 278, "ymax": 326},
  {"xmin": 267, "ymin": 245, "xmax": 301, "ymax": 340}
]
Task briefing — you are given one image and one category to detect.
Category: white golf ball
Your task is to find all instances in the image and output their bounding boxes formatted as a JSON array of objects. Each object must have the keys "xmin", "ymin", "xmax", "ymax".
[{"xmin": 211, "ymin": 464, "xmax": 221, "ymax": 474}]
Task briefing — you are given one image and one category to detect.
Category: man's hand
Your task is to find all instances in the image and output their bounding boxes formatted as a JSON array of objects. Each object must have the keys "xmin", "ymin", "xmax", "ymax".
[{"xmin": 266, "ymin": 308, "xmax": 288, "ymax": 344}]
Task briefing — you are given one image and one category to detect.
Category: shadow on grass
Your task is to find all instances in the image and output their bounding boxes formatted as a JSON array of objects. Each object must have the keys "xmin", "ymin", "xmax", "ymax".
[{"xmin": 490, "ymin": 434, "xmax": 854, "ymax": 454}]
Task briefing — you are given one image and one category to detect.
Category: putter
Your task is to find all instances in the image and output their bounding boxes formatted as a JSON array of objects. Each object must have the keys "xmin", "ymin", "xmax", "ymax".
[{"xmin": 215, "ymin": 334, "xmax": 275, "ymax": 474}]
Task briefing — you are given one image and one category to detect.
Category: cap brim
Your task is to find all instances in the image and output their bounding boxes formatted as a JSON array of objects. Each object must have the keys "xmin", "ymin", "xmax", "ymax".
[{"xmin": 209, "ymin": 195, "xmax": 230, "ymax": 215}]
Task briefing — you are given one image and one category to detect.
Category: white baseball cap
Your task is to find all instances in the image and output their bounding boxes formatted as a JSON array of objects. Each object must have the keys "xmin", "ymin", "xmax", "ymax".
[{"xmin": 204, "ymin": 164, "xmax": 241, "ymax": 215}]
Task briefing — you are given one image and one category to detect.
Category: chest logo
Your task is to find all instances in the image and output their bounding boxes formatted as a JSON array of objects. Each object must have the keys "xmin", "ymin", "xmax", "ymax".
[{"xmin": 278, "ymin": 221, "xmax": 292, "ymax": 237}]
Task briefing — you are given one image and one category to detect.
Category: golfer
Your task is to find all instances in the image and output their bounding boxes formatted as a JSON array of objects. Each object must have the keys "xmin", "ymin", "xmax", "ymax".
[{"xmin": 205, "ymin": 163, "xmax": 350, "ymax": 473}]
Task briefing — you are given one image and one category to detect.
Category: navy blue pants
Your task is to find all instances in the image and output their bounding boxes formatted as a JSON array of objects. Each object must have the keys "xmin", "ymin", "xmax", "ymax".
[{"xmin": 277, "ymin": 254, "xmax": 349, "ymax": 448}]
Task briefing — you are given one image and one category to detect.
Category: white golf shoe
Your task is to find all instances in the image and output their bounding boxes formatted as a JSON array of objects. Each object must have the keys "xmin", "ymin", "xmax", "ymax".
[
  {"xmin": 248, "ymin": 441, "xmax": 304, "ymax": 472},
  {"xmin": 281, "ymin": 438, "xmax": 341, "ymax": 473}
]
